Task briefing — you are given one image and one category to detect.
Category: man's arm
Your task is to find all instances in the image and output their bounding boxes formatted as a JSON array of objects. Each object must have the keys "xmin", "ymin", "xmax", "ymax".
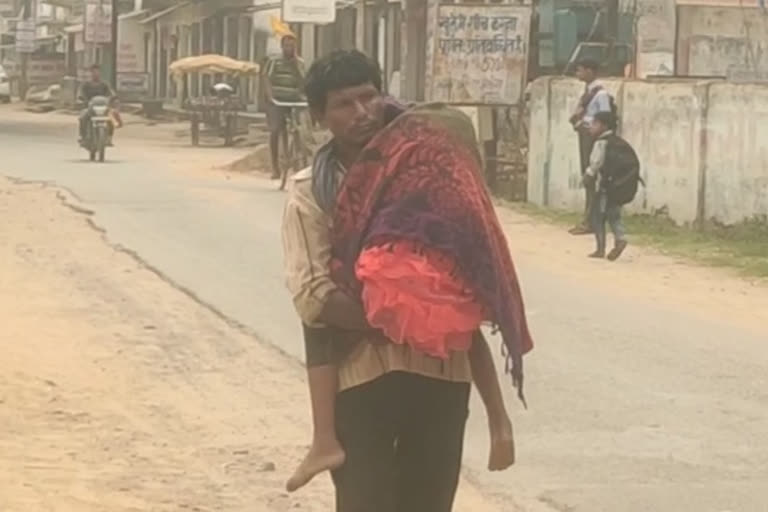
[
  {"xmin": 318, "ymin": 289, "xmax": 370, "ymax": 331},
  {"xmin": 263, "ymin": 58, "xmax": 275, "ymax": 102},
  {"xmin": 281, "ymin": 187, "xmax": 370, "ymax": 331}
]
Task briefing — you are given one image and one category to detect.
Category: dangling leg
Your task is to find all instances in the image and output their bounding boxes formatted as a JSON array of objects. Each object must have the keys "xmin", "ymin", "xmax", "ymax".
[{"xmin": 287, "ymin": 325, "xmax": 346, "ymax": 492}]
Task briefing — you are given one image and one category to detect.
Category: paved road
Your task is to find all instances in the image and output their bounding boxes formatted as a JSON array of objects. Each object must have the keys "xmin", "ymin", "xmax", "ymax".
[{"xmin": 3, "ymin": 111, "xmax": 768, "ymax": 512}]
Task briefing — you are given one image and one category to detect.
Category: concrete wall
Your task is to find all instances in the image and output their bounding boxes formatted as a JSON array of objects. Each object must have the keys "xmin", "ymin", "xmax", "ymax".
[
  {"xmin": 704, "ymin": 83, "xmax": 768, "ymax": 224},
  {"xmin": 676, "ymin": 6, "xmax": 768, "ymax": 78},
  {"xmin": 527, "ymin": 77, "xmax": 768, "ymax": 225}
]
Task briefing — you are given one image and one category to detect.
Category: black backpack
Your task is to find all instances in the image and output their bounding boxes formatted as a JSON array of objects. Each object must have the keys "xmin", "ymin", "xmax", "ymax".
[{"xmin": 603, "ymin": 134, "xmax": 643, "ymax": 205}]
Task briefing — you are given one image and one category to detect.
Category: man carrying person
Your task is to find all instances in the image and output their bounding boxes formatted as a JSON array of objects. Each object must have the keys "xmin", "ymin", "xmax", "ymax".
[
  {"xmin": 569, "ymin": 58, "xmax": 614, "ymax": 235},
  {"xmin": 282, "ymin": 50, "xmax": 532, "ymax": 512},
  {"xmin": 263, "ymin": 34, "xmax": 305, "ymax": 180}
]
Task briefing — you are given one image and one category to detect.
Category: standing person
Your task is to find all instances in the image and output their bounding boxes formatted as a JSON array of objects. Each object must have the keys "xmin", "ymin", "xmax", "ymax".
[
  {"xmin": 568, "ymin": 58, "xmax": 614, "ymax": 235},
  {"xmin": 263, "ymin": 34, "xmax": 305, "ymax": 180},
  {"xmin": 282, "ymin": 50, "xmax": 533, "ymax": 511},
  {"xmin": 585, "ymin": 111, "xmax": 640, "ymax": 260},
  {"xmin": 77, "ymin": 64, "xmax": 116, "ymax": 144}
]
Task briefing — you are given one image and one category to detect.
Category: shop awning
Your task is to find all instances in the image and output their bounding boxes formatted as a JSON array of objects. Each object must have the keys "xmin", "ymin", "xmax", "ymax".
[
  {"xmin": 139, "ymin": 2, "xmax": 189, "ymax": 24},
  {"xmin": 120, "ymin": 9, "xmax": 150, "ymax": 21},
  {"xmin": 64, "ymin": 23, "xmax": 83, "ymax": 33}
]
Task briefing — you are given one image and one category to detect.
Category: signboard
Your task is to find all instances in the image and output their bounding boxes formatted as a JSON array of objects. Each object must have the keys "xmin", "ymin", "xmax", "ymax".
[
  {"xmin": 116, "ymin": 72, "xmax": 149, "ymax": 94},
  {"xmin": 430, "ymin": 4, "xmax": 532, "ymax": 105},
  {"xmin": 15, "ymin": 19, "xmax": 36, "ymax": 53},
  {"xmin": 0, "ymin": 0, "xmax": 15, "ymax": 17},
  {"xmin": 84, "ymin": 0, "xmax": 112, "ymax": 44},
  {"xmin": 282, "ymin": 0, "xmax": 336, "ymax": 24},
  {"xmin": 2, "ymin": 56, "xmax": 66, "ymax": 86},
  {"xmin": 117, "ymin": 41, "xmax": 141, "ymax": 73}
]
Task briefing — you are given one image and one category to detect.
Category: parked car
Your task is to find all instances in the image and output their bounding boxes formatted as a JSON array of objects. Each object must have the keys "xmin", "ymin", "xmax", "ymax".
[{"xmin": 0, "ymin": 64, "xmax": 11, "ymax": 103}]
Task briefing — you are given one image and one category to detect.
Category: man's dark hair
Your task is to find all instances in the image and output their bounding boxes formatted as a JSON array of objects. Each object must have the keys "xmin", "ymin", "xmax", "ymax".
[
  {"xmin": 90, "ymin": 64, "xmax": 100, "ymax": 71},
  {"xmin": 594, "ymin": 110, "xmax": 617, "ymax": 130},
  {"xmin": 576, "ymin": 58, "xmax": 600, "ymax": 72},
  {"xmin": 304, "ymin": 49, "xmax": 382, "ymax": 112}
]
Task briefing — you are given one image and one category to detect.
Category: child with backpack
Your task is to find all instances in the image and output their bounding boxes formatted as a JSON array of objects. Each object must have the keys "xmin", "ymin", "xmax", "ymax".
[{"xmin": 585, "ymin": 111, "xmax": 642, "ymax": 261}]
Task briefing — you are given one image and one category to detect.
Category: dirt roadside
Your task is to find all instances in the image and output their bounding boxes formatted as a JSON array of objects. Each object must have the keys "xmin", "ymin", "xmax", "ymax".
[
  {"xmin": 0, "ymin": 177, "xmax": 505, "ymax": 511},
  {"xmin": 493, "ymin": 205, "xmax": 768, "ymax": 335}
]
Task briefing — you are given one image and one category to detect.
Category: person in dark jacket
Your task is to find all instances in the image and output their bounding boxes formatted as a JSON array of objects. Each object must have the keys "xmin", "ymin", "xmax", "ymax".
[{"xmin": 78, "ymin": 64, "xmax": 115, "ymax": 143}]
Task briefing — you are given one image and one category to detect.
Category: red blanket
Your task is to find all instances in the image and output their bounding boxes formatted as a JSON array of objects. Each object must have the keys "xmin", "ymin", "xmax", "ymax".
[{"xmin": 331, "ymin": 104, "xmax": 533, "ymax": 401}]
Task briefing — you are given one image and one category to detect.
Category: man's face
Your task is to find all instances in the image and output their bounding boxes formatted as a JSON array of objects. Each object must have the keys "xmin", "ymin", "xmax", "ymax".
[
  {"xmin": 575, "ymin": 65, "xmax": 593, "ymax": 83},
  {"xmin": 282, "ymin": 37, "xmax": 296, "ymax": 58},
  {"xmin": 90, "ymin": 68, "xmax": 101, "ymax": 82},
  {"xmin": 315, "ymin": 83, "xmax": 385, "ymax": 148}
]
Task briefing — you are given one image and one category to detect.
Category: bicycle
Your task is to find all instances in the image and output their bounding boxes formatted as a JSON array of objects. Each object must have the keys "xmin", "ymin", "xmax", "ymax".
[{"xmin": 272, "ymin": 99, "xmax": 312, "ymax": 191}]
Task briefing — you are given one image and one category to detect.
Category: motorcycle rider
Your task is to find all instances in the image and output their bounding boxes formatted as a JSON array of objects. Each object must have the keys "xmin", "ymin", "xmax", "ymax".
[{"xmin": 78, "ymin": 64, "xmax": 120, "ymax": 145}]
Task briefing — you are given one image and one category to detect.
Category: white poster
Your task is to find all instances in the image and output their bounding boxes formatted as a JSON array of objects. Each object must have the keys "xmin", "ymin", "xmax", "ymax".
[
  {"xmin": 430, "ymin": 4, "xmax": 532, "ymax": 105},
  {"xmin": 282, "ymin": 0, "xmax": 336, "ymax": 24},
  {"xmin": 15, "ymin": 19, "xmax": 36, "ymax": 53},
  {"xmin": 117, "ymin": 72, "xmax": 149, "ymax": 94},
  {"xmin": 84, "ymin": 0, "xmax": 112, "ymax": 44}
]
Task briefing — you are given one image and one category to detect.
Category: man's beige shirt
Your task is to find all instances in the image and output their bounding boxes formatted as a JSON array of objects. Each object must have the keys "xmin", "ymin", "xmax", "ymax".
[{"xmin": 281, "ymin": 165, "xmax": 472, "ymax": 391}]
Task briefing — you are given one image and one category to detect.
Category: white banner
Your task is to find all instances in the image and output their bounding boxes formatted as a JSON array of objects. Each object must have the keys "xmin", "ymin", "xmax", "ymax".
[
  {"xmin": 117, "ymin": 72, "xmax": 150, "ymax": 94},
  {"xmin": 15, "ymin": 19, "xmax": 36, "ymax": 53},
  {"xmin": 282, "ymin": 0, "xmax": 336, "ymax": 24},
  {"xmin": 430, "ymin": 4, "xmax": 532, "ymax": 105},
  {"xmin": 84, "ymin": 0, "xmax": 112, "ymax": 44}
]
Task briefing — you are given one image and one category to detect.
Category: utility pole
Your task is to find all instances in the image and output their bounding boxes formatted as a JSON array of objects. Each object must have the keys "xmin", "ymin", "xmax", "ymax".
[
  {"xmin": 605, "ymin": 0, "xmax": 618, "ymax": 43},
  {"xmin": 109, "ymin": 0, "xmax": 118, "ymax": 89},
  {"xmin": 19, "ymin": 0, "xmax": 32, "ymax": 99},
  {"xmin": 604, "ymin": 0, "xmax": 619, "ymax": 70}
]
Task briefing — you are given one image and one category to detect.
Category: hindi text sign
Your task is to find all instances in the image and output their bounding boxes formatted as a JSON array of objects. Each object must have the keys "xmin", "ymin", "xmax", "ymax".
[
  {"xmin": 15, "ymin": 19, "xmax": 36, "ymax": 53},
  {"xmin": 431, "ymin": 4, "xmax": 531, "ymax": 105},
  {"xmin": 84, "ymin": 0, "xmax": 112, "ymax": 44}
]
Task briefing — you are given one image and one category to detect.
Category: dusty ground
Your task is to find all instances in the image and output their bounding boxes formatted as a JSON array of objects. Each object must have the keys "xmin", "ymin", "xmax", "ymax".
[
  {"xmin": 0, "ymin": 177, "xmax": 501, "ymax": 512},
  {"xmin": 494, "ymin": 207, "xmax": 768, "ymax": 335},
  {"xmin": 4, "ymin": 105, "xmax": 768, "ymax": 511}
]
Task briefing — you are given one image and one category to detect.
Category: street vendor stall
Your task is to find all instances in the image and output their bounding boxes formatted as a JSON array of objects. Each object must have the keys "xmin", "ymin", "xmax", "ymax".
[{"xmin": 170, "ymin": 55, "xmax": 260, "ymax": 146}]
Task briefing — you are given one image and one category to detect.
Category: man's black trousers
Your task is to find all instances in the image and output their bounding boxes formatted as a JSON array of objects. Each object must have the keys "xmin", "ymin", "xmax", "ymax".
[{"xmin": 332, "ymin": 371, "xmax": 471, "ymax": 512}]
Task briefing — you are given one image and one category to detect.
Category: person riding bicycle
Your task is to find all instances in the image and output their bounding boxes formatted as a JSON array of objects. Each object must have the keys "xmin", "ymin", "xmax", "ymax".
[
  {"xmin": 263, "ymin": 33, "xmax": 305, "ymax": 180},
  {"xmin": 78, "ymin": 64, "xmax": 121, "ymax": 145}
]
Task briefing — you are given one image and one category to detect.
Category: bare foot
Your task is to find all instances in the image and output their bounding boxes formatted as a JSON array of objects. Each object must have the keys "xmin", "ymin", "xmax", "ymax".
[
  {"xmin": 488, "ymin": 417, "xmax": 515, "ymax": 471},
  {"xmin": 286, "ymin": 442, "xmax": 346, "ymax": 492}
]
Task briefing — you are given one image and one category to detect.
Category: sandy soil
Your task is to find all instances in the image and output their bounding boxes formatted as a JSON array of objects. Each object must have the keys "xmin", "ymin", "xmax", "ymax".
[
  {"xmin": 4, "ymin": 105, "xmax": 768, "ymax": 512},
  {"xmin": 0, "ymin": 177, "xmax": 502, "ymax": 512},
  {"xmin": 494, "ymin": 206, "xmax": 768, "ymax": 335}
]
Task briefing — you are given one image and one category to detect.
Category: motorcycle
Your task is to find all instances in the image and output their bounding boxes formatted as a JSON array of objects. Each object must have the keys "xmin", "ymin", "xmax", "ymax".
[{"xmin": 82, "ymin": 96, "xmax": 113, "ymax": 162}]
